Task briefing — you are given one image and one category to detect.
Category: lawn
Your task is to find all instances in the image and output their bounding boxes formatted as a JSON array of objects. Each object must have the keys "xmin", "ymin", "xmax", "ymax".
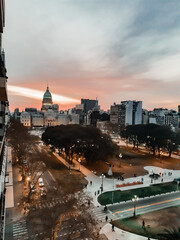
[
  {"xmin": 98, "ymin": 182, "xmax": 178, "ymax": 205},
  {"xmin": 113, "ymin": 206, "xmax": 180, "ymax": 239}
]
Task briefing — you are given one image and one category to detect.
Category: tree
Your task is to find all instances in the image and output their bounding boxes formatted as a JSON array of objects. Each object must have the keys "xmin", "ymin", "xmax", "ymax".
[
  {"xmin": 42, "ymin": 125, "xmax": 119, "ymax": 163},
  {"xmin": 121, "ymin": 124, "xmax": 180, "ymax": 157},
  {"xmin": 158, "ymin": 227, "xmax": 180, "ymax": 240},
  {"xmin": 7, "ymin": 119, "xmax": 35, "ymax": 179}
]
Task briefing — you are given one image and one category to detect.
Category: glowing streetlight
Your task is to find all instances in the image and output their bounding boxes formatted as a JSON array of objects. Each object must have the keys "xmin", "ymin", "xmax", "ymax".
[
  {"xmin": 100, "ymin": 174, "xmax": 105, "ymax": 192},
  {"xmin": 119, "ymin": 153, "xmax": 122, "ymax": 167},
  {"xmin": 26, "ymin": 176, "xmax": 30, "ymax": 181},
  {"xmin": 132, "ymin": 195, "xmax": 139, "ymax": 217},
  {"xmin": 78, "ymin": 158, "xmax": 81, "ymax": 171}
]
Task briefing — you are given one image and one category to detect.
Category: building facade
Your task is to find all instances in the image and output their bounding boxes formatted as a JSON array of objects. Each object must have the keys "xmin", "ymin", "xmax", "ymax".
[
  {"xmin": 0, "ymin": 1, "xmax": 8, "ymax": 238},
  {"xmin": 110, "ymin": 101, "xmax": 142, "ymax": 132}
]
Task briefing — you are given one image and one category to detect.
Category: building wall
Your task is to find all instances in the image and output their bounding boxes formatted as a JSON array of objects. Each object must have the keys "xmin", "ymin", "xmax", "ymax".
[
  {"xmin": 0, "ymin": 1, "xmax": 7, "ymax": 237},
  {"xmin": 57, "ymin": 114, "xmax": 69, "ymax": 125},
  {"xmin": 0, "ymin": 101, "xmax": 5, "ymax": 140},
  {"xmin": 20, "ymin": 112, "xmax": 31, "ymax": 127},
  {"xmin": 142, "ymin": 109, "xmax": 149, "ymax": 125},
  {"xmin": 134, "ymin": 101, "xmax": 142, "ymax": 125},
  {"xmin": 32, "ymin": 114, "xmax": 44, "ymax": 127},
  {"xmin": 110, "ymin": 104, "xmax": 119, "ymax": 124},
  {"xmin": 124, "ymin": 101, "xmax": 133, "ymax": 126},
  {"xmin": 81, "ymin": 99, "xmax": 98, "ymax": 114},
  {"xmin": 69, "ymin": 114, "xmax": 80, "ymax": 124}
]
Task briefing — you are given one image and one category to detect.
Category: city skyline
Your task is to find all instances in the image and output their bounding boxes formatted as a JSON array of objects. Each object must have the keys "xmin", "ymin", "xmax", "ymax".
[{"xmin": 3, "ymin": 0, "xmax": 180, "ymax": 111}]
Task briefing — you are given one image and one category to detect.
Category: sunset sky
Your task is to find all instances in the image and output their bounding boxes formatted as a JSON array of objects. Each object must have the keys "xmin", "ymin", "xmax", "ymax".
[{"xmin": 3, "ymin": 0, "xmax": 180, "ymax": 111}]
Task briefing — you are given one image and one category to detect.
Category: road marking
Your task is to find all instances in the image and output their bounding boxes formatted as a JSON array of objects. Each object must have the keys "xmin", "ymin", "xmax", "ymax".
[{"xmin": 114, "ymin": 197, "xmax": 180, "ymax": 214}]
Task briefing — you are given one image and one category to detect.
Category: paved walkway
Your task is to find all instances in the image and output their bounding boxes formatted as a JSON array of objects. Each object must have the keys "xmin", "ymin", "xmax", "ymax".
[
  {"xmin": 5, "ymin": 146, "xmax": 14, "ymax": 208},
  {"xmin": 100, "ymin": 223, "xmax": 156, "ymax": 240}
]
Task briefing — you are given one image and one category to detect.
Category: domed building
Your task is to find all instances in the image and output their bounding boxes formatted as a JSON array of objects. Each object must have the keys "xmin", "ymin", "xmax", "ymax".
[{"xmin": 41, "ymin": 86, "xmax": 53, "ymax": 112}]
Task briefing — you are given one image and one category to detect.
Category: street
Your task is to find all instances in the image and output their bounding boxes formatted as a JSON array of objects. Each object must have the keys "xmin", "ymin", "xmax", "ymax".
[{"xmin": 109, "ymin": 191, "xmax": 180, "ymax": 219}]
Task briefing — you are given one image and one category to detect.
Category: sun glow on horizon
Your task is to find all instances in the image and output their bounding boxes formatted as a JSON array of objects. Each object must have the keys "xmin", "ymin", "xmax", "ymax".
[{"xmin": 8, "ymin": 85, "xmax": 79, "ymax": 104}]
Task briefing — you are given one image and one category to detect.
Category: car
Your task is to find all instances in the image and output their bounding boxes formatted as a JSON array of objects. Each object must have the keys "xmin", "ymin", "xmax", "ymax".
[
  {"xmin": 40, "ymin": 188, "xmax": 46, "ymax": 197},
  {"xmin": 23, "ymin": 159, "xmax": 27, "ymax": 164},
  {"xmin": 38, "ymin": 178, "xmax": 44, "ymax": 187},
  {"xmin": 30, "ymin": 184, "xmax": 36, "ymax": 193}
]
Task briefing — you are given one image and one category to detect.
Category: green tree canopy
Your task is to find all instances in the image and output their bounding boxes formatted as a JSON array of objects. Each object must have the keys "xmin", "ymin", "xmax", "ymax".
[
  {"xmin": 121, "ymin": 124, "xmax": 180, "ymax": 157},
  {"xmin": 42, "ymin": 125, "xmax": 119, "ymax": 162}
]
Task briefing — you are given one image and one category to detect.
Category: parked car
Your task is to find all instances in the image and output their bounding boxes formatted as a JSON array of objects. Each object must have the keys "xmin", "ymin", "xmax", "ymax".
[
  {"xmin": 38, "ymin": 178, "xmax": 44, "ymax": 187},
  {"xmin": 40, "ymin": 188, "xmax": 46, "ymax": 197}
]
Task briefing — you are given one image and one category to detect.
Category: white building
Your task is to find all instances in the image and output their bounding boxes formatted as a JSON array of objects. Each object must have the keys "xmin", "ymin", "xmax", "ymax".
[
  {"xmin": 121, "ymin": 100, "xmax": 142, "ymax": 126},
  {"xmin": 20, "ymin": 112, "xmax": 31, "ymax": 127},
  {"xmin": 44, "ymin": 109, "xmax": 57, "ymax": 127}
]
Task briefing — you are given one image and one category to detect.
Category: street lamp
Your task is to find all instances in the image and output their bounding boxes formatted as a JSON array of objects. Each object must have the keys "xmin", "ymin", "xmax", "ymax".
[
  {"xmin": 78, "ymin": 158, "xmax": 81, "ymax": 171},
  {"xmin": 26, "ymin": 177, "xmax": 30, "ymax": 181},
  {"xmin": 177, "ymin": 181, "xmax": 179, "ymax": 191},
  {"xmin": 100, "ymin": 174, "xmax": 105, "ymax": 192},
  {"xmin": 132, "ymin": 195, "xmax": 139, "ymax": 217},
  {"xmin": 112, "ymin": 175, "xmax": 115, "ymax": 204},
  {"xmin": 119, "ymin": 153, "xmax": 122, "ymax": 167},
  {"xmin": 26, "ymin": 176, "xmax": 31, "ymax": 189}
]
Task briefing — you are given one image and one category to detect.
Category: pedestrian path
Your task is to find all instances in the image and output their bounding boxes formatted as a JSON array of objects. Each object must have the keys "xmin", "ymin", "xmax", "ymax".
[
  {"xmin": 100, "ymin": 223, "xmax": 157, "ymax": 240},
  {"xmin": 5, "ymin": 146, "xmax": 14, "ymax": 208},
  {"xmin": 12, "ymin": 219, "xmax": 28, "ymax": 240}
]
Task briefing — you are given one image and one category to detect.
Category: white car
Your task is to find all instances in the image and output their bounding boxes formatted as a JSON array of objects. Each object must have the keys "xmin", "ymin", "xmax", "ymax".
[
  {"xmin": 40, "ymin": 188, "xmax": 46, "ymax": 197},
  {"xmin": 38, "ymin": 178, "xmax": 44, "ymax": 187}
]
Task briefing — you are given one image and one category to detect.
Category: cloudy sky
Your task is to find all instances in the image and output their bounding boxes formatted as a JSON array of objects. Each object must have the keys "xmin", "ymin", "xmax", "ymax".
[{"xmin": 3, "ymin": 0, "xmax": 180, "ymax": 111}]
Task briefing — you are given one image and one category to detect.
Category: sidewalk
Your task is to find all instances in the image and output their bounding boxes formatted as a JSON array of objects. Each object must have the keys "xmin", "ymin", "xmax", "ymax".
[
  {"xmin": 5, "ymin": 146, "xmax": 14, "ymax": 208},
  {"xmin": 100, "ymin": 224, "xmax": 156, "ymax": 240},
  {"xmin": 5, "ymin": 146, "xmax": 24, "ymax": 224}
]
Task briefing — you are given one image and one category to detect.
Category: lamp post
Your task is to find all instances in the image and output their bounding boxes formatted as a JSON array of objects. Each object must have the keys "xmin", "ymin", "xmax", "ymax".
[
  {"xmin": 26, "ymin": 176, "xmax": 31, "ymax": 189},
  {"xmin": 177, "ymin": 181, "xmax": 179, "ymax": 191},
  {"xmin": 132, "ymin": 195, "xmax": 139, "ymax": 217},
  {"xmin": 112, "ymin": 176, "xmax": 114, "ymax": 204},
  {"xmin": 100, "ymin": 174, "xmax": 105, "ymax": 192},
  {"xmin": 78, "ymin": 158, "xmax": 81, "ymax": 171},
  {"xmin": 119, "ymin": 153, "xmax": 122, "ymax": 167}
]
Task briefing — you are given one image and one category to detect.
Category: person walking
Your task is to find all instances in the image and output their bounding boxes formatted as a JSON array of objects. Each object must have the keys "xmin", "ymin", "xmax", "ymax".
[
  {"xmin": 104, "ymin": 205, "xmax": 107, "ymax": 211},
  {"xmin": 112, "ymin": 223, "xmax": 115, "ymax": 232},
  {"xmin": 142, "ymin": 220, "xmax": 145, "ymax": 228},
  {"xmin": 105, "ymin": 215, "xmax": 108, "ymax": 222}
]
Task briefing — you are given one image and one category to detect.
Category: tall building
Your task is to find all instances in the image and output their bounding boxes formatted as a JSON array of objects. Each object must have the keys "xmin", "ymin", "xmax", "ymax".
[
  {"xmin": 110, "ymin": 101, "xmax": 142, "ymax": 132},
  {"xmin": 110, "ymin": 103, "xmax": 120, "ymax": 125},
  {"xmin": 121, "ymin": 101, "xmax": 142, "ymax": 126},
  {"xmin": 81, "ymin": 98, "xmax": 98, "ymax": 114},
  {"xmin": 41, "ymin": 86, "xmax": 53, "ymax": 112},
  {"xmin": 0, "ymin": 1, "xmax": 8, "ymax": 239}
]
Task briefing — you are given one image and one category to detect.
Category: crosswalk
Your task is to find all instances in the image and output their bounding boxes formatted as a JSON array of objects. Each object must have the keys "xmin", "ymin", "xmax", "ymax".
[
  {"xmin": 33, "ymin": 198, "xmax": 64, "ymax": 210},
  {"xmin": 13, "ymin": 219, "xmax": 28, "ymax": 240},
  {"xmin": 92, "ymin": 206, "xmax": 117, "ymax": 223}
]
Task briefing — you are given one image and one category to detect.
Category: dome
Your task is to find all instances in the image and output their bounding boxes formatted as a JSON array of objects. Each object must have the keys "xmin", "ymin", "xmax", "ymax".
[
  {"xmin": 41, "ymin": 86, "xmax": 53, "ymax": 112},
  {"xmin": 43, "ymin": 86, "xmax": 52, "ymax": 101}
]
